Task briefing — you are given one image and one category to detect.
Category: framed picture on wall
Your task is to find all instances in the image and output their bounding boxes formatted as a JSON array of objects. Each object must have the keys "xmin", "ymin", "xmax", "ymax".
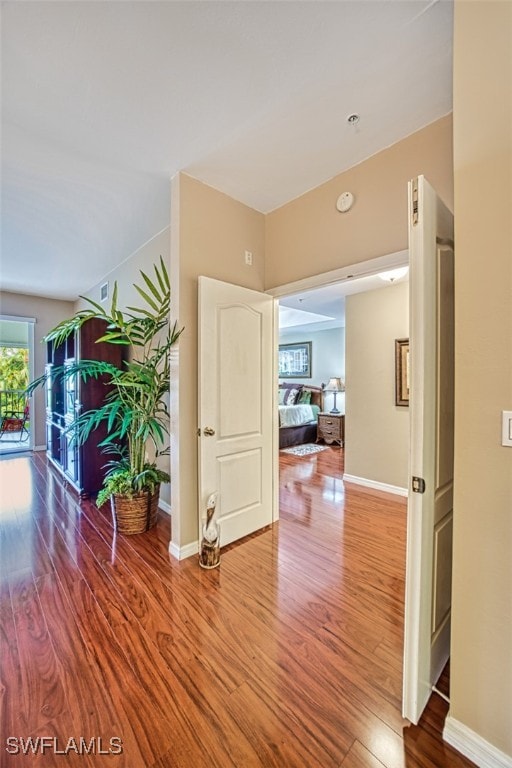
[
  {"xmin": 395, "ymin": 338, "xmax": 410, "ymax": 406},
  {"xmin": 279, "ymin": 342, "xmax": 312, "ymax": 378}
]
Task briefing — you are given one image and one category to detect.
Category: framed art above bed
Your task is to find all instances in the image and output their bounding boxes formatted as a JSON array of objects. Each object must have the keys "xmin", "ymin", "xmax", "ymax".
[{"xmin": 278, "ymin": 341, "xmax": 312, "ymax": 378}]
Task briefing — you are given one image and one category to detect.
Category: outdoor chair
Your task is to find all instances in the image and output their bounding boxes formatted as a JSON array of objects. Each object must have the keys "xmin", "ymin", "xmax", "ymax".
[{"xmin": 0, "ymin": 401, "xmax": 30, "ymax": 442}]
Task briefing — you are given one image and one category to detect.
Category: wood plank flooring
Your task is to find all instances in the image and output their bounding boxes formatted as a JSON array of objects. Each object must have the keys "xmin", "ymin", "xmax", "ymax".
[{"xmin": 0, "ymin": 448, "xmax": 475, "ymax": 767}]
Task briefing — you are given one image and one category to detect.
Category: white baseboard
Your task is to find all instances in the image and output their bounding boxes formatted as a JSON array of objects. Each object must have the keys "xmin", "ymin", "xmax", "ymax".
[
  {"xmin": 158, "ymin": 498, "xmax": 172, "ymax": 516},
  {"xmin": 33, "ymin": 445, "xmax": 47, "ymax": 452},
  {"xmin": 169, "ymin": 540, "xmax": 199, "ymax": 561},
  {"xmin": 444, "ymin": 715, "xmax": 512, "ymax": 768},
  {"xmin": 343, "ymin": 473, "xmax": 408, "ymax": 497}
]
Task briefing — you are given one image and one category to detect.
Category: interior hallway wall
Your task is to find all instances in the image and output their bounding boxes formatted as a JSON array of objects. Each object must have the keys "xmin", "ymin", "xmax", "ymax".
[
  {"xmin": 265, "ymin": 116, "xmax": 453, "ymax": 289},
  {"xmin": 345, "ymin": 281, "xmax": 409, "ymax": 489},
  {"xmin": 449, "ymin": 0, "xmax": 512, "ymax": 759},
  {"xmin": 170, "ymin": 173, "xmax": 265, "ymax": 551}
]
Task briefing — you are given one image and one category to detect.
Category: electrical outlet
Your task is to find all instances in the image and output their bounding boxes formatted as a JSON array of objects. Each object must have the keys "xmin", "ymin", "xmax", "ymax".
[
  {"xmin": 244, "ymin": 250, "xmax": 253, "ymax": 266},
  {"xmin": 502, "ymin": 411, "xmax": 512, "ymax": 446}
]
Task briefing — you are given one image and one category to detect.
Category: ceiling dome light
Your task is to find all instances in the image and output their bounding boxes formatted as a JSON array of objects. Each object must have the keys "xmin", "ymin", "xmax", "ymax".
[{"xmin": 378, "ymin": 267, "xmax": 409, "ymax": 283}]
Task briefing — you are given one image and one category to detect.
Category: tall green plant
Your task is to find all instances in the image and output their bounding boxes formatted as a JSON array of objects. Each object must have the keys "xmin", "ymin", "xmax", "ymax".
[{"xmin": 28, "ymin": 258, "xmax": 182, "ymax": 499}]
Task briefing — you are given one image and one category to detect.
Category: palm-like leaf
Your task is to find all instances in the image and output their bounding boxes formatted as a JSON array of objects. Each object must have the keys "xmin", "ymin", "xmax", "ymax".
[{"xmin": 28, "ymin": 258, "xmax": 183, "ymax": 494}]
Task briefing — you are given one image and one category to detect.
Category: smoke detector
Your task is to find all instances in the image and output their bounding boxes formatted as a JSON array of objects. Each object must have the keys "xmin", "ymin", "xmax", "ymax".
[{"xmin": 336, "ymin": 191, "xmax": 355, "ymax": 213}]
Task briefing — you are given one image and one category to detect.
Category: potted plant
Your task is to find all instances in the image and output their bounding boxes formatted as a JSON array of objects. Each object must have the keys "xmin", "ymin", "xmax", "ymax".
[{"xmin": 29, "ymin": 257, "xmax": 182, "ymax": 534}]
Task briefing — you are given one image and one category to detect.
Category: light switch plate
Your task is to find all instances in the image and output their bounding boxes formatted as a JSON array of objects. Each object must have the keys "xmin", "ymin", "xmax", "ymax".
[{"xmin": 502, "ymin": 411, "xmax": 512, "ymax": 446}]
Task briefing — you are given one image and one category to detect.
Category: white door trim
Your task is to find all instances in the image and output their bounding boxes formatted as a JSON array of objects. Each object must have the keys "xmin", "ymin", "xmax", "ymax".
[
  {"xmin": 272, "ymin": 299, "xmax": 280, "ymax": 521},
  {"xmin": 0, "ymin": 314, "xmax": 36, "ymax": 324},
  {"xmin": 266, "ymin": 250, "xmax": 408, "ymax": 298},
  {"xmin": 0, "ymin": 315, "xmax": 36, "ymax": 451},
  {"xmin": 27, "ymin": 320, "xmax": 35, "ymax": 451}
]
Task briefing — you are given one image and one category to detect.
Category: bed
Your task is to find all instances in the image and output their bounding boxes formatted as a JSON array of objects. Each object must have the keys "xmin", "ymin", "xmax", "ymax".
[{"xmin": 278, "ymin": 383, "xmax": 323, "ymax": 449}]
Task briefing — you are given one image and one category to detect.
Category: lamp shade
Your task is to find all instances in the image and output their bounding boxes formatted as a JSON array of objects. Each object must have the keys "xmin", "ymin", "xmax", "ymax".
[{"xmin": 326, "ymin": 377, "xmax": 345, "ymax": 392}]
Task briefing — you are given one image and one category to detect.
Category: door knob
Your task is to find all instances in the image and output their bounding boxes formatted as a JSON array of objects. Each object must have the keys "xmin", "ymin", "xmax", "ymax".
[{"xmin": 203, "ymin": 427, "xmax": 216, "ymax": 436}]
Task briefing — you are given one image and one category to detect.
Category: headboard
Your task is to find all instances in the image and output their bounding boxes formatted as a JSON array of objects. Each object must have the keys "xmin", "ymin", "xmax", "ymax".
[{"xmin": 278, "ymin": 382, "xmax": 324, "ymax": 409}]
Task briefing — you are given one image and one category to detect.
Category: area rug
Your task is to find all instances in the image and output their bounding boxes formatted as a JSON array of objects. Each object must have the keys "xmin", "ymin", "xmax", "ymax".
[{"xmin": 281, "ymin": 443, "xmax": 327, "ymax": 457}]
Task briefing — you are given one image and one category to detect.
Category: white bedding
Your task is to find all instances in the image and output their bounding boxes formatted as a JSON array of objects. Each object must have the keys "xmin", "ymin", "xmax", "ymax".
[{"xmin": 278, "ymin": 404, "xmax": 316, "ymax": 428}]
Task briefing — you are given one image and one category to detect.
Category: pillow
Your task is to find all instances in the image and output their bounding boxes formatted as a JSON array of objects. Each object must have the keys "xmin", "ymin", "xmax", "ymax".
[
  {"xmin": 279, "ymin": 384, "xmax": 302, "ymax": 405},
  {"xmin": 278, "ymin": 388, "xmax": 287, "ymax": 405},
  {"xmin": 297, "ymin": 389, "xmax": 312, "ymax": 405},
  {"xmin": 284, "ymin": 388, "xmax": 300, "ymax": 405}
]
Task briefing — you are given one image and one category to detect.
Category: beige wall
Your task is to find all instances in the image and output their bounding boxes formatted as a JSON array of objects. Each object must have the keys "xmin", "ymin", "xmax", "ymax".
[
  {"xmin": 170, "ymin": 173, "xmax": 265, "ymax": 548},
  {"xmin": 265, "ymin": 116, "xmax": 453, "ymax": 289},
  {"xmin": 345, "ymin": 282, "xmax": 409, "ymax": 489},
  {"xmin": 0, "ymin": 292, "xmax": 75, "ymax": 447},
  {"xmin": 77, "ymin": 228, "xmax": 170, "ymax": 313},
  {"xmin": 171, "ymin": 119, "xmax": 453, "ymax": 549},
  {"xmin": 451, "ymin": 0, "xmax": 512, "ymax": 758}
]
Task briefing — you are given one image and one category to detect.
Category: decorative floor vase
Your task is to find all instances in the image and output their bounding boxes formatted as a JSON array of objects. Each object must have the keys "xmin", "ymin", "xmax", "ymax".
[
  {"xmin": 199, "ymin": 497, "xmax": 220, "ymax": 569},
  {"xmin": 111, "ymin": 486, "xmax": 159, "ymax": 535}
]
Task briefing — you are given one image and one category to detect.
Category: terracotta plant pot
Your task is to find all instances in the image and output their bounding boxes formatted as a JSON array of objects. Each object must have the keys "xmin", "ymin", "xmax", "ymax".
[{"xmin": 111, "ymin": 485, "xmax": 160, "ymax": 535}]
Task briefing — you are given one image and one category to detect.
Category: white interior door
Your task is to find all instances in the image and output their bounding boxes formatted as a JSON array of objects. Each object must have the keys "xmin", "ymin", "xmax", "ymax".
[
  {"xmin": 403, "ymin": 176, "xmax": 455, "ymax": 724},
  {"xmin": 198, "ymin": 276, "xmax": 274, "ymax": 547}
]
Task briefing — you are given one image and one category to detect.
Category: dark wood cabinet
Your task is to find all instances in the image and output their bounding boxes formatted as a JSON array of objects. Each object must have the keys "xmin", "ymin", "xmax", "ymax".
[
  {"xmin": 45, "ymin": 318, "xmax": 123, "ymax": 496},
  {"xmin": 317, "ymin": 412, "xmax": 345, "ymax": 446}
]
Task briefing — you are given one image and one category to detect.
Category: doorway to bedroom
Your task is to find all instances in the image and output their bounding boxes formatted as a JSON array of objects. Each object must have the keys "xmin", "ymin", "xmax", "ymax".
[
  {"xmin": 276, "ymin": 260, "xmax": 410, "ymax": 502},
  {"xmin": 277, "ymin": 283, "xmax": 346, "ymax": 513}
]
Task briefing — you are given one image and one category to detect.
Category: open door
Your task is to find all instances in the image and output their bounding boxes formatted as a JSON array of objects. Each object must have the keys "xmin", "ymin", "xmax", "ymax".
[
  {"xmin": 403, "ymin": 176, "xmax": 455, "ymax": 724},
  {"xmin": 198, "ymin": 276, "xmax": 274, "ymax": 547}
]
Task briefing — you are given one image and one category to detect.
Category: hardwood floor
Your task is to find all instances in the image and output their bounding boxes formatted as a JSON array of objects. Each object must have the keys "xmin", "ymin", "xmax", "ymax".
[{"xmin": 0, "ymin": 449, "xmax": 475, "ymax": 767}]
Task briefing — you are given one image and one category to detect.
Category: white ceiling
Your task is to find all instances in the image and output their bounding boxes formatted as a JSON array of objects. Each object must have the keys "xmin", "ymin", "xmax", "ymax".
[
  {"xmin": 279, "ymin": 267, "xmax": 410, "ymax": 333},
  {"xmin": 1, "ymin": 1, "xmax": 453, "ymax": 301}
]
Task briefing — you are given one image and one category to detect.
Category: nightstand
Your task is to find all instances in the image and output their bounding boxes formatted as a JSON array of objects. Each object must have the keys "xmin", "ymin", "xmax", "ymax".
[{"xmin": 317, "ymin": 413, "xmax": 344, "ymax": 446}]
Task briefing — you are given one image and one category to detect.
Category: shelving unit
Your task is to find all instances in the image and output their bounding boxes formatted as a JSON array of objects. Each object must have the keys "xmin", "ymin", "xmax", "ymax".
[{"xmin": 45, "ymin": 318, "xmax": 123, "ymax": 496}]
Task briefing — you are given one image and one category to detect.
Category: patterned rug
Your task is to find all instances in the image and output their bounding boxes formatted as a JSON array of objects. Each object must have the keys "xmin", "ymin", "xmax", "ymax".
[{"xmin": 281, "ymin": 443, "xmax": 328, "ymax": 457}]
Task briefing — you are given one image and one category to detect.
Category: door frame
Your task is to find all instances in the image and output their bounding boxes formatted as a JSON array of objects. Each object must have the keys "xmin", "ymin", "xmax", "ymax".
[
  {"xmin": 267, "ymin": 249, "xmax": 409, "ymax": 521},
  {"xmin": 267, "ymin": 253, "xmax": 410, "ymax": 486},
  {"xmin": 267, "ymin": 251, "xmax": 409, "ymax": 302},
  {"xmin": 0, "ymin": 314, "xmax": 36, "ymax": 453}
]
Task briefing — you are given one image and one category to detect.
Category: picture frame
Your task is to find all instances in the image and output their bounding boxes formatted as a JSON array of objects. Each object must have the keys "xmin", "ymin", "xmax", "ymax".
[
  {"xmin": 395, "ymin": 338, "xmax": 410, "ymax": 406},
  {"xmin": 278, "ymin": 341, "xmax": 312, "ymax": 379}
]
